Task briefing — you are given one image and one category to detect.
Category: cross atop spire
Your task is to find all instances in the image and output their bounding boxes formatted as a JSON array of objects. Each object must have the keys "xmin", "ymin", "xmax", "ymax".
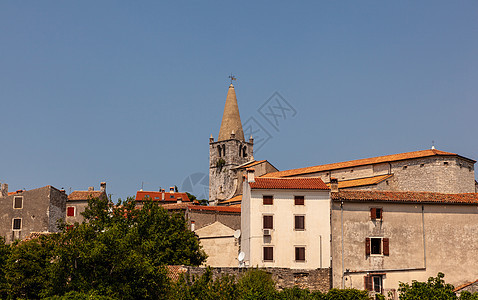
[
  {"xmin": 228, "ymin": 74, "xmax": 237, "ymax": 84},
  {"xmin": 218, "ymin": 83, "xmax": 244, "ymax": 141}
]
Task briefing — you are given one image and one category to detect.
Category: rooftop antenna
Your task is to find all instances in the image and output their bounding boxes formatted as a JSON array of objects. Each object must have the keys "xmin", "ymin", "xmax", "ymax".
[
  {"xmin": 431, "ymin": 140, "xmax": 435, "ymax": 150},
  {"xmin": 228, "ymin": 74, "xmax": 237, "ymax": 84}
]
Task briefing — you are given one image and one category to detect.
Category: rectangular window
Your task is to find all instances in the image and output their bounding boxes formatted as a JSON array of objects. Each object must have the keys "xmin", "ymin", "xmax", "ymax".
[
  {"xmin": 294, "ymin": 215, "xmax": 305, "ymax": 230},
  {"xmin": 12, "ymin": 218, "xmax": 21, "ymax": 230},
  {"xmin": 370, "ymin": 208, "xmax": 382, "ymax": 220},
  {"xmin": 366, "ymin": 237, "xmax": 390, "ymax": 256},
  {"xmin": 263, "ymin": 215, "xmax": 273, "ymax": 229},
  {"xmin": 67, "ymin": 206, "xmax": 75, "ymax": 217},
  {"xmin": 13, "ymin": 196, "xmax": 23, "ymax": 209},
  {"xmin": 263, "ymin": 246, "xmax": 273, "ymax": 261},
  {"xmin": 295, "ymin": 247, "xmax": 305, "ymax": 261},
  {"xmin": 294, "ymin": 196, "xmax": 304, "ymax": 205},
  {"xmin": 364, "ymin": 275, "xmax": 383, "ymax": 293},
  {"xmin": 263, "ymin": 195, "xmax": 273, "ymax": 205}
]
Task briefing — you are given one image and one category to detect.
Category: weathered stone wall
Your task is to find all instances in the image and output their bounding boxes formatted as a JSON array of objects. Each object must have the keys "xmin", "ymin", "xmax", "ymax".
[
  {"xmin": 0, "ymin": 186, "xmax": 67, "ymax": 243},
  {"xmin": 65, "ymin": 200, "xmax": 88, "ymax": 224},
  {"xmin": 331, "ymin": 200, "xmax": 478, "ymax": 291},
  {"xmin": 209, "ymin": 139, "xmax": 253, "ymax": 202},
  {"xmin": 184, "ymin": 266, "xmax": 331, "ymax": 292}
]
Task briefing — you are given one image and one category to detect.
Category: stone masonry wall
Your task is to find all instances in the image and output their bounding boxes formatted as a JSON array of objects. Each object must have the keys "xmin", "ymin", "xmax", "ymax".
[
  {"xmin": 188, "ymin": 210, "xmax": 241, "ymax": 231},
  {"xmin": 185, "ymin": 266, "xmax": 331, "ymax": 292}
]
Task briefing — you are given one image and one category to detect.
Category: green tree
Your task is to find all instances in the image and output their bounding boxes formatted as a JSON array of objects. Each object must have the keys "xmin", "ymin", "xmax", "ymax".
[
  {"xmin": 398, "ymin": 272, "xmax": 457, "ymax": 300},
  {"xmin": 459, "ymin": 291, "xmax": 478, "ymax": 300},
  {"xmin": 237, "ymin": 268, "xmax": 277, "ymax": 300}
]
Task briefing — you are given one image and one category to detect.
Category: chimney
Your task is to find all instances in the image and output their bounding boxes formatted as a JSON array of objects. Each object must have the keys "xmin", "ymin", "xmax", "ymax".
[
  {"xmin": 191, "ymin": 220, "xmax": 196, "ymax": 231},
  {"xmin": 161, "ymin": 191, "xmax": 165, "ymax": 201},
  {"xmin": 88, "ymin": 186, "xmax": 94, "ymax": 191},
  {"xmin": 1, "ymin": 183, "xmax": 8, "ymax": 198},
  {"xmin": 209, "ymin": 134, "xmax": 214, "ymax": 143},
  {"xmin": 100, "ymin": 182, "xmax": 106, "ymax": 192},
  {"xmin": 170, "ymin": 187, "xmax": 175, "ymax": 194},
  {"xmin": 249, "ymin": 135, "xmax": 254, "ymax": 144},
  {"xmin": 246, "ymin": 168, "xmax": 255, "ymax": 183},
  {"xmin": 330, "ymin": 178, "xmax": 339, "ymax": 192}
]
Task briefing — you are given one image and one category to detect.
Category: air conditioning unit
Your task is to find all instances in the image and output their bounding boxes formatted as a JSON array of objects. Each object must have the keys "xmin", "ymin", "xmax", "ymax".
[{"xmin": 263, "ymin": 229, "xmax": 272, "ymax": 236}]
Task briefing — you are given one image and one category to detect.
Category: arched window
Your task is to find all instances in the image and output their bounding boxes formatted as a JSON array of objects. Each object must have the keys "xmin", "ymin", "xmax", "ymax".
[
  {"xmin": 217, "ymin": 145, "xmax": 222, "ymax": 157},
  {"xmin": 243, "ymin": 146, "xmax": 247, "ymax": 158},
  {"xmin": 239, "ymin": 145, "xmax": 243, "ymax": 156},
  {"xmin": 222, "ymin": 145, "xmax": 226, "ymax": 157}
]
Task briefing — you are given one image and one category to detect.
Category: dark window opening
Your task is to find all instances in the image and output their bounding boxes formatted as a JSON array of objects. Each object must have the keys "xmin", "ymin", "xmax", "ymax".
[
  {"xmin": 13, "ymin": 196, "xmax": 23, "ymax": 209},
  {"xmin": 444, "ymin": 162, "xmax": 449, "ymax": 166},
  {"xmin": 263, "ymin": 247, "xmax": 273, "ymax": 261},
  {"xmin": 222, "ymin": 145, "xmax": 226, "ymax": 157},
  {"xmin": 243, "ymin": 146, "xmax": 247, "ymax": 157},
  {"xmin": 295, "ymin": 216, "xmax": 305, "ymax": 230},
  {"xmin": 294, "ymin": 196, "xmax": 304, "ymax": 205},
  {"xmin": 263, "ymin": 215, "xmax": 273, "ymax": 229},
  {"xmin": 371, "ymin": 208, "xmax": 383, "ymax": 220},
  {"xmin": 371, "ymin": 238, "xmax": 381, "ymax": 255},
  {"xmin": 263, "ymin": 195, "xmax": 273, "ymax": 205},
  {"xmin": 373, "ymin": 276, "xmax": 383, "ymax": 293},
  {"xmin": 13, "ymin": 219, "xmax": 21, "ymax": 230},
  {"xmin": 217, "ymin": 145, "xmax": 222, "ymax": 157},
  {"xmin": 295, "ymin": 247, "xmax": 305, "ymax": 261}
]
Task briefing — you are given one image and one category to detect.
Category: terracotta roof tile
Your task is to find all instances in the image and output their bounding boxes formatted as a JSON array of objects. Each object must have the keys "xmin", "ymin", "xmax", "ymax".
[
  {"xmin": 68, "ymin": 191, "xmax": 105, "ymax": 201},
  {"xmin": 263, "ymin": 149, "xmax": 474, "ymax": 178},
  {"xmin": 167, "ymin": 265, "xmax": 188, "ymax": 281},
  {"xmin": 250, "ymin": 177, "xmax": 329, "ymax": 190},
  {"xmin": 188, "ymin": 205, "xmax": 241, "ymax": 213},
  {"xmin": 218, "ymin": 194, "xmax": 242, "ymax": 205},
  {"xmin": 332, "ymin": 190, "xmax": 478, "ymax": 204},
  {"xmin": 135, "ymin": 191, "xmax": 191, "ymax": 203},
  {"xmin": 326, "ymin": 174, "xmax": 393, "ymax": 189}
]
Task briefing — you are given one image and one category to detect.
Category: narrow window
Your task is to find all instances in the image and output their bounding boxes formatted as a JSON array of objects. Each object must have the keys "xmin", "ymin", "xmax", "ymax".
[
  {"xmin": 238, "ymin": 145, "xmax": 242, "ymax": 156},
  {"xmin": 217, "ymin": 145, "xmax": 222, "ymax": 157},
  {"xmin": 263, "ymin": 215, "xmax": 273, "ymax": 229},
  {"xmin": 295, "ymin": 247, "xmax": 305, "ymax": 261},
  {"xmin": 294, "ymin": 215, "xmax": 305, "ymax": 231},
  {"xmin": 243, "ymin": 146, "xmax": 247, "ymax": 157},
  {"xmin": 13, "ymin": 196, "xmax": 23, "ymax": 209},
  {"xmin": 371, "ymin": 238, "xmax": 381, "ymax": 255},
  {"xmin": 222, "ymin": 145, "xmax": 226, "ymax": 156},
  {"xmin": 67, "ymin": 207, "xmax": 75, "ymax": 217},
  {"xmin": 263, "ymin": 195, "xmax": 273, "ymax": 205},
  {"xmin": 294, "ymin": 196, "xmax": 304, "ymax": 205},
  {"xmin": 373, "ymin": 276, "xmax": 383, "ymax": 293},
  {"xmin": 263, "ymin": 247, "xmax": 273, "ymax": 261},
  {"xmin": 370, "ymin": 208, "xmax": 382, "ymax": 220},
  {"xmin": 12, "ymin": 218, "xmax": 21, "ymax": 230}
]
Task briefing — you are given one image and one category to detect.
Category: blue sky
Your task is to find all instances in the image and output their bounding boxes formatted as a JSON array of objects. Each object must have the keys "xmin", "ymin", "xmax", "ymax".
[{"xmin": 1, "ymin": 1, "xmax": 477, "ymax": 200}]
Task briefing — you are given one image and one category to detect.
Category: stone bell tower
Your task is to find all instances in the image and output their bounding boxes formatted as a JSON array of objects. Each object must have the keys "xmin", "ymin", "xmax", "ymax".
[{"xmin": 209, "ymin": 83, "xmax": 253, "ymax": 203}]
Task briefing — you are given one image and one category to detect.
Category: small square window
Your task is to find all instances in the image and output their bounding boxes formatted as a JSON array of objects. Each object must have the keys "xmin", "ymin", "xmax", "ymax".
[
  {"xmin": 295, "ymin": 247, "xmax": 305, "ymax": 261},
  {"xmin": 294, "ymin": 215, "xmax": 305, "ymax": 231},
  {"xmin": 12, "ymin": 218, "xmax": 21, "ymax": 230},
  {"xmin": 13, "ymin": 196, "xmax": 23, "ymax": 209},
  {"xmin": 371, "ymin": 238, "xmax": 381, "ymax": 254},
  {"xmin": 371, "ymin": 208, "xmax": 383, "ymax": 220},
  {"xmin": 67, "ymin": 207, "xmax": 75, "ymax": 217},
  {"xmin": 263, "ymin": 195, "xmax": 273, "ymax": 205},
  {"xmin": 263, "ymin": 215, "xmax": 273, "ymax": 229},
  {"xmin": 263, "ymin": 247, "xmax": 273, "ymax": 261},
  {"xmin": 294, "ymin": 196, "xmax": 304, "ymax": 205}
]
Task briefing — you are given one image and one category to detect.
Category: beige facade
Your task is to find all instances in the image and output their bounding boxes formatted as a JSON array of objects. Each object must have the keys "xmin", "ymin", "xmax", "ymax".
[
  {"xmin": 331, "ymin": 191, "xmax": 478, "ymax": 296},
  {"xmin": 241, "ymin": 175, "xmax": 331, "ymax": 269},
  {"xmin": 195, "ymin": 221, "xmax": 239, "ymax": 267}
]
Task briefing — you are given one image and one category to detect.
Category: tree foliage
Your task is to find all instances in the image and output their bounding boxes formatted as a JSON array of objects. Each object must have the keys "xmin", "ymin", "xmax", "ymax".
[{"xmin": 399, "ymin": 272, "xmax": 456, "ymax": 300}]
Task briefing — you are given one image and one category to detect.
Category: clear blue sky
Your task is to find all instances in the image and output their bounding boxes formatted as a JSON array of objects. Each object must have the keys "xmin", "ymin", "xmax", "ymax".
[{"xmin": 1, "ymin": 1, "xmax": 477, "ymax": 200}]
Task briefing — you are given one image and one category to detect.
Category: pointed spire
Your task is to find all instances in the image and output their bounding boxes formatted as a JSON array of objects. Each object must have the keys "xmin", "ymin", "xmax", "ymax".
[{"xmin": 218, "ymin": 84, "xmax": 244, "ymax": 141}]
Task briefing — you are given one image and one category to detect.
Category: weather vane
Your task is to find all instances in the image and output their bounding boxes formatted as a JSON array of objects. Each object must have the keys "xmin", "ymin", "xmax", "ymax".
[{"xmin": 228, "ymin": 74, "xmax": 237, "ymax": 84}]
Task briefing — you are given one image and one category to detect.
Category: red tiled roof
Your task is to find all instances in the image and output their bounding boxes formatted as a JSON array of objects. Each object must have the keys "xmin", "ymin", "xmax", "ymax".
[
  {"xmin": 250, "ymin": 177, "xmax": 329, "ymax": 190},
  {"xmin": 68, "ymin": 191, "xmax": 105, "ymax": 200},
  {"xmin": 219, "ymin": 194, "xmax": 242, "ymax": 205},
  {"xmin": 241, "ymin": 160, "xmax": 266, "ymax": 168},
  {"xmin": 332, "ymin": 190, "xmax": 478, "ymax": 204},
  {"xmin": 325, "ymin": 174, "xmax": 393, "ymax": 189},
  {"xmin": 135, "ymin": 191, "xmax": 191, "ymax": 203},
  {"xmin": 262, "ymin": 149, "xmax": 474, "ymax": 178},
  {"xmin": 167, "ymin": 265, "xmax": 188, "ymax": 281}
]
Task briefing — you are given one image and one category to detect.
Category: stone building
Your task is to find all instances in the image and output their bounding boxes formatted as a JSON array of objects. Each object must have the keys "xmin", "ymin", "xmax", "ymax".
[
  {"xmin": 0, "ymin": 183, "xmax": 67, "ymax": 243},
  {"xmin": 135, "ymin": 187, "xmax": 191, "ymax": 206},
  {"xmin": 209, "ymin": 83, "xmax": 277, "ymax": 204},
  {"xmin": 66, "ymin": 182, "xmax": 107, "ymax": 224},
  {"xmin": 331, "ymin": 190, "xmax": 478, "ymax": 297},
  {"xmin": 263, "ymin": 148, "xmax": 476, "ymax": 194}
]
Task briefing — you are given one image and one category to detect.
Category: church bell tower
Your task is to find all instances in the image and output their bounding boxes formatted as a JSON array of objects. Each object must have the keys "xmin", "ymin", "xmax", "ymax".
[{"xmin": 209, "ymin": 83, "xmax": 253, "ymax": 203}]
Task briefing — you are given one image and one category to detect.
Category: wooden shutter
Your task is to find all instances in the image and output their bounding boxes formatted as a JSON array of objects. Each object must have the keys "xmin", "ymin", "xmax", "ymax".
[
  {"xmin": 67, "ymin": 207, "xmax": 75, "ymax": 217},
  {"xmin": 364, "ymin": 275, "xmax": 373, "ymax": 291},
  {"xmin": 263, "ymin": 195, "xmax": 273, "ymax": 205},
  {"xmin": 371, "ymin": 208, "xmax": 377, "ymax": 219},
  {"xmin": 263, "ymin": 215, "xmax": 273, "ymax": 229},
  {"xmin": 365, "ymin": 238, "xmax": 371, "ymax": 256},
  {"xmin": 294, "ymin": 196, "xmax": 304, "ymax": 205},
  {"xmin": 383, "ymin": 238, "xmax": 390, "ymax": 256},
  {"xmin": 264, "ymin": 247, "xmax": 273, "ymax": 261},
  {"xmin": 295, "ymin": 216, "xmax": 305, "ymax": 230}
]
